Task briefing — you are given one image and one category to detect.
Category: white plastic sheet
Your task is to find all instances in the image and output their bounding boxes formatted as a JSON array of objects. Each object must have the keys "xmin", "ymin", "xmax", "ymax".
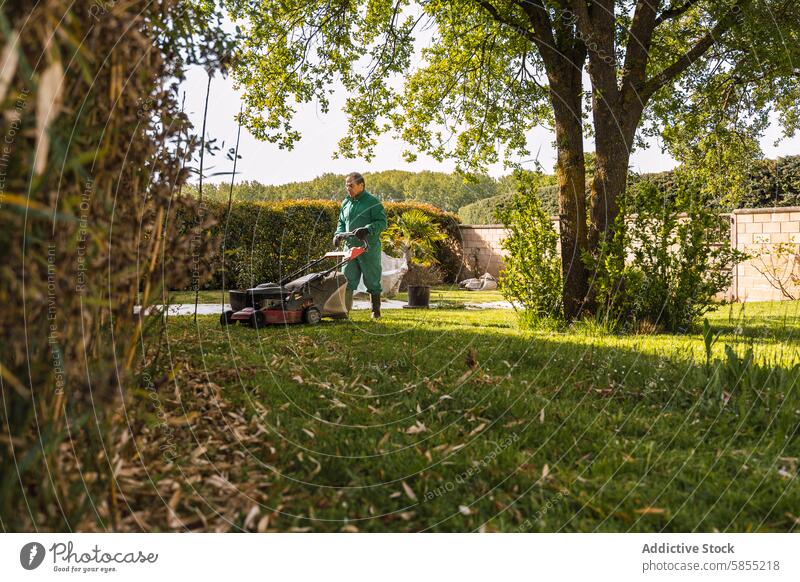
[
  {"xmin": 458, "ymin": 272, "xmax": 498, "ymax": 291},
  {"xmin": 356, "ymin": 252, "xmax": 408, "ymax": 295}
]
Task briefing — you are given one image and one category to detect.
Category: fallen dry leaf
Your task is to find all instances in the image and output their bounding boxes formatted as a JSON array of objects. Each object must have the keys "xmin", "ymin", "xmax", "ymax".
[
  {"xmin": 405, "ymin": 421, "xmax": 427, "ymax": 435},
  {"xmin": 466, "ymin": 348, "xmax": 478, "ymax": 369},
  {"xmin": 456, "ymin": 369, "xmax": 474, "ymax": 385},
  {"xmin": 468, "ymin": 422, "xmax": 487, "ymax": 437},
  {"xmin": 167, "ymin": 489, "xmax": 182, "ymax": 529},
  {"xmin": 257, "ymin": 514, "xmax": 271, "ymax": 532},
  {"xmin": 167, "ymin": 411, "xmax": 199, "ymax": 426},
  {"xmin": 244, "ymin": 505, "xmax": 260, "ymax": 530}
]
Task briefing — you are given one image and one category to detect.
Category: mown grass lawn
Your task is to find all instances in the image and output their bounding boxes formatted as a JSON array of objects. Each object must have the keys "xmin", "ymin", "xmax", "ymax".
[
  {"xmin": 135, "ymin": 300, "xmax": 800, "ymax": 532},
  {"xmin": 165, "ymin": 285, "xmax": 505, "ymax": 306}
]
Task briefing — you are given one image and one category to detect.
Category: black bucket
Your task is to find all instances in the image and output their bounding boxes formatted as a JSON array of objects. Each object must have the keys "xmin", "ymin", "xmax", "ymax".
[{"xmin": 406, "ymin": 285, "xmax": 431, "ymax": 308}]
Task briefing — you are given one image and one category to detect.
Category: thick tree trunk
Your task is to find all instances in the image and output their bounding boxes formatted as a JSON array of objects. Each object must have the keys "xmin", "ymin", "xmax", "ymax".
[
  {"xmin": 550, "ymin": 75, "xmax": 589, "ymax": 321},
  {"xmin": 588, "ymin": 101, "xmax": 640, "ymax": 251},
  {"xmin": 585, "ymin": 97, "xmax": 645, "ymax": 314},
  {"xmin": 589, "ymin": 131, "xmax": 630, "ymax": 251}
]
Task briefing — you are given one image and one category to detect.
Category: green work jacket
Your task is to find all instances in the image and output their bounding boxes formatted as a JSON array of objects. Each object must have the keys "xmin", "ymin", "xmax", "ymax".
[{"xmin": 335, "ymin": 189, "xmax": 387, "ymax": 252}]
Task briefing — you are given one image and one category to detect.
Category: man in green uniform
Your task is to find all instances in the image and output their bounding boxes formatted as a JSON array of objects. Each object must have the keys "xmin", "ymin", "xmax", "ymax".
[{"xmin": 333, "ymin": 172, "xmax": 387, "ymax": 319}]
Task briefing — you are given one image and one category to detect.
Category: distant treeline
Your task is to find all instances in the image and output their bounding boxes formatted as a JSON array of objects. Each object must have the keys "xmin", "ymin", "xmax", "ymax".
[
  {"xmin": 182, "ymin": 170, "xmax": 517, "ymax": 212},
  {"xmin": 183, "ymin": 155, "xmax": 800, "ymax": 223}
]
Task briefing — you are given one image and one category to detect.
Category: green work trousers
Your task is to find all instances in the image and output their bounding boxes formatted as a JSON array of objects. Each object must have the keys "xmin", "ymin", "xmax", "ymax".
[{"xmin": 343, "ymin": 247, "xmax": 382, "ymax": 295}]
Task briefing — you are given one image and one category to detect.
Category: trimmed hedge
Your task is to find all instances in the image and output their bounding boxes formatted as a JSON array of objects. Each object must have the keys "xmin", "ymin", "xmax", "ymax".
[
  {"xmin": 736, "ymin": 156, "xmax": 800, "ymax": 209},
  {"xmin": 459, "ymin": 185, "xmax": 559, "ymax": 224},
  {"xmin": 626, "ymin": 156, "xmax": 800, "ymax": 211},
  {"xmin": 458, "ymin": 155, "xmax": 800, "ymax": 224},
  {"xmin": 169, "ymin": 198, "xmax": 462, "ymax": 291},
  {"xmin": 458, "ymin": 193, "xmax": 513, "ymax": 224}
]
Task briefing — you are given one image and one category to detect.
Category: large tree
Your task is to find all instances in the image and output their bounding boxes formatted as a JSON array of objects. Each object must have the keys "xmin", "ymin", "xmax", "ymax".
[{"xmin": 223, "ymin": 0, "xmax": 800, "ymax": 319}]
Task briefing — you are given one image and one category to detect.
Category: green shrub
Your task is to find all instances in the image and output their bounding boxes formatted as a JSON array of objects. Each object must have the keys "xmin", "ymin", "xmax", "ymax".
[
  {"xmin": 384, "ymin": 202, "xmax": 461, "ymax": 275},
  {"xmin": 168, "ymin": 198, "xmax": 462, "ymax": 290},
  {"xmin": 590, "ymin": 179, "xmax": 747, "ymax": 332},
  {"xmin": 496, "ymin": 173, "xmax": 563, "ymax": 321},
  {"xmin": 627, "ymin": 155, "xmax": 800, "ymax": 211}
]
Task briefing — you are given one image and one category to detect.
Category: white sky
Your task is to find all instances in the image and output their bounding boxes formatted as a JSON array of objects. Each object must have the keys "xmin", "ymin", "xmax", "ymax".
[{"xmin": 180, "ymin": 32, "xmax": 800, "ymax": 187}]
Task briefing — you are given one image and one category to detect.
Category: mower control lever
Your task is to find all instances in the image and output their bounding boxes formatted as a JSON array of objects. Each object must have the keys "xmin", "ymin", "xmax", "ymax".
[{"xmin": 334, "ymin": 230, "xmax": 369, "ymax": 251}]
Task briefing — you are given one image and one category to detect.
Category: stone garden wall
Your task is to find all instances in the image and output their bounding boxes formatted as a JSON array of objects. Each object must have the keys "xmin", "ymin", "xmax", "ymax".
[{"xmin": 459, "ymin": 208, "xmax": 800, "ymax": 302}]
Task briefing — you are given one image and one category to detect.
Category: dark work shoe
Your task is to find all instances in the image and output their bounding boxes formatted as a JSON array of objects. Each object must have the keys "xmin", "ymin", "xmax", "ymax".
[{"xmin": 370, "ymin": 293, "xmax": 381, "ymax": 319}]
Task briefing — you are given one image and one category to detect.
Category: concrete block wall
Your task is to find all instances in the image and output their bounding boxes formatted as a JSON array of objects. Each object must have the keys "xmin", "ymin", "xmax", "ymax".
[
  {"xmin": 458, "ymin": 219, "xmax": 560, "ymax": 278},
  {"xmin": 458, "ymin": 225, "xmax": 510, "ymax": 278},
  {"xmin": 731, "ymin": 207, "xmax": 800, "ymax": 302},
  {"xmin": 459, "ymin": 207, "xmax": 800, "ymax": 301}
]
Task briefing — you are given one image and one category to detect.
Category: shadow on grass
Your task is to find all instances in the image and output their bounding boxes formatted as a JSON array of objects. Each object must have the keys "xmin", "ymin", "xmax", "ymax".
[{"xmin": 130, "ymin": 309, "xmax": 800, "ymax": 533}]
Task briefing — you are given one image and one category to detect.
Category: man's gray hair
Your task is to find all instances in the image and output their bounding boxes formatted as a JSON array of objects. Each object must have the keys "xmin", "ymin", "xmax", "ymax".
[{"xmin": 346, "ymin": 172, "xmax": 365, "ymax": 186}]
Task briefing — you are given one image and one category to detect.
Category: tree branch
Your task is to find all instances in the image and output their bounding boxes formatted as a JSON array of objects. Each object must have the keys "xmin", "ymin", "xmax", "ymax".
[
  {"xmin": 567, "ymin": 0, "xmax": 593, "ymax": 42},
  {"xmin": 619, "ymin": 0, "xmax": 659, "ymax": 104},
  {"xmin": 642, "ymin": 0, "xmax": 750, "ymax": 100},
  {"xmin": 513, "ymin": 0, "xmax": 562, "ymax": 69},
  {"xmin": 655, "ymin": 0, "xmax": 701, "ymax": 26},
  {"xmin": 569, "ymin": 0, "xmax": 618, "ymax": 101},
  {"xmin": 476, "ymin": 0, "xmax": 541, "ymax": 47}
]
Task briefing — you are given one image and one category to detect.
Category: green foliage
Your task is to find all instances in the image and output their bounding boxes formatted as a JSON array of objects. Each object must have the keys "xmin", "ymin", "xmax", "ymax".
[
  {"xmin": 496, "ymin": 173, "xmax": 562, "ymax": 321},
  {"xmin": 170, "ymin": 198, "xmax": 462, "ymax": 290},
  {"xmin": 739, "ymin": 156, "xmax": 800, "ymax": 209},
  {"xmin": 702, "ymin": 343, "xmax": 800, "ymax": 442},
  {"xmin": 652, "ymin": 2, "xmax": 800, "ymax": 207},
  {"xmin": 459, "ymin": 184, "xmax": 561, "ymax": 224},
  {"xmin": 702, "ymin": 318, "xmax": 721, "ymax": 372},
  {"xmin": 383, "ymin": 209, "xmax": 449, "ymax": 287},
  {"xmin": 458, "ymin": 193, "xmax": 514, "ymax": 225},
  {"xmin": 458, "ymin": 154, "xmax": 800, "ymax": 225},
  {"xmin": 386, "ymin": 201, "xmax": 462, "ymax": 279},
  {"xmin": 585, "ymin": 210, "xmax": 631, "ymax": 331},
  {"xmin": 623, "ymin": 155, "xmax": 800, "ymax": 212},
  {"xmin": 382, "ymin": 209, "xmax": 447, "ymax": 266},
  {"xmin": 457, "ymin": 168, "xmax": 566, "ymax": 224},
  {"xmin": 225, "ymin": 0, "xmax": 800, "ymax": 180},
  {"xmin": 183, "ymin": 170, "xmax": 504, "ymax": 212},
  {"xmin": 590, "ymin": 179, "xmax": 748, "ymax": 333},
  {"xmin": 222, "ymin": 0, "xmax": 554, "ymax": 172},
  {"xmin": 136, "ymin": 303, "xmax": 800, "ymax": 531}
]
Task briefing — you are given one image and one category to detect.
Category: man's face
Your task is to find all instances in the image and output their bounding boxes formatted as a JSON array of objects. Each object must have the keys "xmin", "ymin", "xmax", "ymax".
[{"xmin": 345, "ymin": 178, "xmax": 365, "ymax": 198}]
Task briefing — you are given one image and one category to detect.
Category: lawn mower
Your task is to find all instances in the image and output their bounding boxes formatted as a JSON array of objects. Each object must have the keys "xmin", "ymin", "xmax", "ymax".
[{"xmin": 220, "ymin": 232, "xmax": 367, "ymax": 327}]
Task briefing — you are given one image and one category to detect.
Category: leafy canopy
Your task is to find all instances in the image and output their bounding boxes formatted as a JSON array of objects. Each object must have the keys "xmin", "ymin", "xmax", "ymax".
[{"xmin": 224, "ymin": 0, "xmax": 800, "ymax": 191}]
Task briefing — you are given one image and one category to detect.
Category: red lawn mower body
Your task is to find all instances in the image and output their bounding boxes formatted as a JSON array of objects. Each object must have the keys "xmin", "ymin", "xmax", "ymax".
[{"xmin": 221, "ymin": 235, "xmax": 367, "ymax": 328}]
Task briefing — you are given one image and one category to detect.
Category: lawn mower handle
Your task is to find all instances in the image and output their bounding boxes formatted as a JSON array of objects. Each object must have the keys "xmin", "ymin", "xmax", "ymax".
[
  {"xmin": 277, "ymin": 232, "xmax": 369, "ymax": 286},
  {"xmin": 336, "ymin": 230, "xmax": 369, "ymax": 251}
]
